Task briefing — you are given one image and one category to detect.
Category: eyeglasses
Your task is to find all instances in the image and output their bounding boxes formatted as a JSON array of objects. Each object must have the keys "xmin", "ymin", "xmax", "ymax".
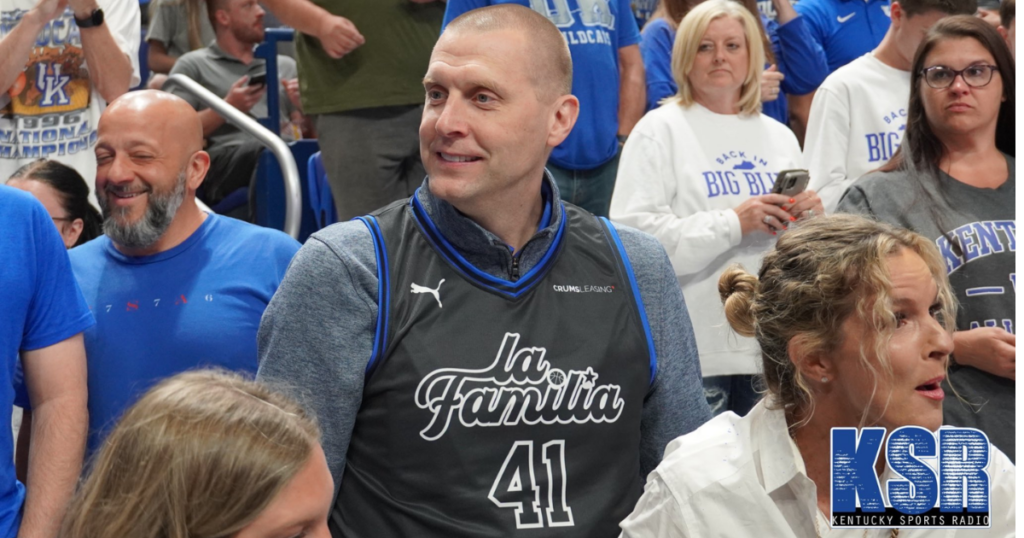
[{"xmin": 920, "ymin": 64, "xmax": 1000, "ymax": 89}]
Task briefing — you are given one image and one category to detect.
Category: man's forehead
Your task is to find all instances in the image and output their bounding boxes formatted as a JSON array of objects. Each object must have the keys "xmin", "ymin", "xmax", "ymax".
[
  {"xmin": 99, "ymin": 115, "xmax": 175, "ymax": 150},
  {"xmin": 425, "ymin": 31, "xmax": 530, "ymax": 84},
  {"xmin": 430, "ymin": 27, "xmax": 529, "ymax": 65}
]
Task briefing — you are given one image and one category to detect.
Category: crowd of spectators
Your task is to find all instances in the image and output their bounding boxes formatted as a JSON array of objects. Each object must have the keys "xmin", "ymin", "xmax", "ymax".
[{"xmin": 0, "ymin": 0, "xmax": 1016, "ymax": 536}]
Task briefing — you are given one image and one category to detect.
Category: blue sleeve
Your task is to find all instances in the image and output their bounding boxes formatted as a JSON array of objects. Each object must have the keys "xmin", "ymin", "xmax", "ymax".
[
  {"xmin": 22, "ymin": 199, "xmax": 94, "ymax": 352},
  {"xmin": 769, "ymin": 15, "xmax": 829, "ymax": 95},
  {"xmin": 794, "ymin": 0, "xmax": 829, "ymax": 51},
  {"xmin": 442, "ymin": 0, "xmax": 491, "ymax": 31},
  {"xmin": 640, "ymin": 19, "xmax": 677, "ymax": 111},
  {"xmin": 616, "ymin": 0, "xmax": 642, "ymax": 47},
  {"xmin": 614, "ymin": 223, "xmax": 712, "ymax": 478}
]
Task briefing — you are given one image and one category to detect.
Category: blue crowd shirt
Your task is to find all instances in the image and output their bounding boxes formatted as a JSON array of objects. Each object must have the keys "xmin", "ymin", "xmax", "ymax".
[
  {"xmin": 69, "ymin": 213, "xmax": 300, "ymax": 454},
  {"xmin": 0, "ymin": 186, "xmax": 93, "ymax": 537},
  {"xmin": 443, "ymin": 0, "xmax": 641, "ymax": 170},
  {"xmin": 640, "ymin": 15, "xmax": 827, "ymax": 125},
  {"xmin": 795, "ymin": 0, "xmax": 891, "ymax": 73},
  {"xmin": 632, "ymin": 0, "xmax": 657, "ymax": 29}
]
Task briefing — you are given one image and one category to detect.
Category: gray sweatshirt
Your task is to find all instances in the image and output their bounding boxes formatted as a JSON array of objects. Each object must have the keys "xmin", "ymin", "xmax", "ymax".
[{"xmin": 257, "ymin": 175, "xmax": 713, "ymax": 491}]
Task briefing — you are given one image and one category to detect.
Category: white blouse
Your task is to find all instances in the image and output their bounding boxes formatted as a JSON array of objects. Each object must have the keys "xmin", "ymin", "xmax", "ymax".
[{"xmin": 619, "ymin": 401, "xmax": 1016, "ymax": 537}]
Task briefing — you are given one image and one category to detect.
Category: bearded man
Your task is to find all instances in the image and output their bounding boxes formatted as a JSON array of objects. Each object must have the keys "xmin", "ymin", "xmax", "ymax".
[{"xmin": 67, "ymin": 90, "xmax": 300, "ymax": 454}]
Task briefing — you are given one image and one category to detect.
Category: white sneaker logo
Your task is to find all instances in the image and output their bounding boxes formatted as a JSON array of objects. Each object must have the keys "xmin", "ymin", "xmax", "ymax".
[
  {"xmin": 411, "ymin": 279, "xmax": 445, "ymax": 308},
  {"xmin": 837, "ymin": 12, "xmax": 856, "ymax": 23}
]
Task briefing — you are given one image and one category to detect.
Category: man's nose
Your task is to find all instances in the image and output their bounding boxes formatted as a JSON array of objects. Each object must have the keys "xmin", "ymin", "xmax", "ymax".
[
  {"xmin": 434, "ymin": 97, "xmax": 468, "ymax": 138},
  {"xmin": 104, "ymin": 154, "xmax": 134, "ymax": 184}
]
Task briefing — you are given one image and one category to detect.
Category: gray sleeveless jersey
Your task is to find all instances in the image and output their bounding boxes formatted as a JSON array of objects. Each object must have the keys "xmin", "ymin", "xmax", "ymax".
[{"xmin": 330, "ymin": 196, "xmax": 656, "ymax": 537}]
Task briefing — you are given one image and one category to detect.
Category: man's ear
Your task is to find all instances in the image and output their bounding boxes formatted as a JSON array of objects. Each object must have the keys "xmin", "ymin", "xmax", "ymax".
[
  {"xmin": 187, "ymin": 150, "xmax": 211, "ymax": 192},
  {"xmin": 788, "ymin": 335, "xmax": 834, "ymax": 388},
  {"xmin": 890, "ymin": 1, "xmax": 904, "ymax": 28},
  {"xmin": 215, "ymin": 9, "xmax": 230, "ymax": 28},
  {"xmin": 547, "ymin": 94, "xmax": 580, "ymax": 149}
]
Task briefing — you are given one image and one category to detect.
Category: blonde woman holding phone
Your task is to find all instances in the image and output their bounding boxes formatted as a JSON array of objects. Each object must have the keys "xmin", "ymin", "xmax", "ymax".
[{"xmin": 611, "ymin": 0, "xmax": 824, "ymax": 416}]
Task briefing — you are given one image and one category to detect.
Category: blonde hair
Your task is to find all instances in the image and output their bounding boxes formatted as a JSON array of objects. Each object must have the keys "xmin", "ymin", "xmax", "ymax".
[
  {"xmin": 61, "ymin": 370, "xmax": 321, "ymax": 538},
  {"xmin": 718, "ymin": 215, "xmax": 956, "ymax": 426},
  {"xmin": 667, "ymin": 0, "xmax": 765, "ymax": 115}
]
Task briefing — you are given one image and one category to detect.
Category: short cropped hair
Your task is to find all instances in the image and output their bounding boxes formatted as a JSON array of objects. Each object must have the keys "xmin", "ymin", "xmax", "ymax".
[
  {"xmin": 444, "ymin": 4, "xmax": 573, "ymax": 97},
  {"xmin": 669, "ymin": 0, "xmax": 764, "ymax": 116},
  {"xmin": 1000, "ymin": 0, "xmax": 1015, "ymax": 26},
  {"xmin": 206, "ymin": 0, "xmax": 230, "ymax": 30},
  {"xmin": 898, "ymin": 0, "xmax": 977, "ymax": 17}
]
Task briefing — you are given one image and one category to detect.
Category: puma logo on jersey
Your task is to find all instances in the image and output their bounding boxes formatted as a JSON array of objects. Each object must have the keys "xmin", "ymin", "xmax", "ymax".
[
  {"xmin": 411, "ymin": 279, "xmax": 445, "ymax": 308},
  {"xmin": 837, "ymin": 12, "xmax": 856, "ymax": 23}
]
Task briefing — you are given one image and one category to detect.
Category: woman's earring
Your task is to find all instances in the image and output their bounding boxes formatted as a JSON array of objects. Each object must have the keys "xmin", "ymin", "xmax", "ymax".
[{"xmin": 821, "ymin": 376, "xmax": 829, "ymax": 383}]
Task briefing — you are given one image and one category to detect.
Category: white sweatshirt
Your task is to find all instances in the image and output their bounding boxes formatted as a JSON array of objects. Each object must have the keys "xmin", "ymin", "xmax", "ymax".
[
  {"xmin": 804, "ymin": 53, "xmax": 912, "ymax": 211},
  {"xmin": 610, "ymin": 103, "xmax": 803, "ymax": 377}
]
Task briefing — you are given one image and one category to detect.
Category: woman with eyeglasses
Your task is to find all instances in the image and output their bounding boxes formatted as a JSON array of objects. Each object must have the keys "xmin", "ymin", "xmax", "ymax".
[
  {"xmin": 7, "ymin": 160, "xmax": 102, "ymax": 249},
  {"xmin": 837, "ymin": 15, "xmax": 1016, "ymax": 459}
]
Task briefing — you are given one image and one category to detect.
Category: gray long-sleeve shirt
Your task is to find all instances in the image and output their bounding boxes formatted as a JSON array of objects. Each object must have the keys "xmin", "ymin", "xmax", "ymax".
[{"xmin": 256, "ymin": 175, "xmax": 712, "ymax": 492}]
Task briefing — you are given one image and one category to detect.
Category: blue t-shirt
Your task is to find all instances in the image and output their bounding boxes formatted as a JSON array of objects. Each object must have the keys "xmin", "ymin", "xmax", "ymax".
[
  {"xmin": 631, "ymin": 0, "xmax": 657, "ymax": 29},
  {"xmin": 69, "ymin": 214, "xmax": 300, "ymax": 453},
  {"xmin": 443, "ymin": 0, "xmax": 641, "ymax": 170},
  {"xmin": 0, "ymin": 186, "xmax": 93, "ymax": 537},
  {"xmin": 639, "ymin": 15, "xmax": 827, "ymax": 125},
  {"xmin": 794, "ymin": 0, "xmax": 890, "ymax": 73}
]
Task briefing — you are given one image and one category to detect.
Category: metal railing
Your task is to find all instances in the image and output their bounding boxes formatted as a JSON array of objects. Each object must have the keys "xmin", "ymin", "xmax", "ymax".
[{"xmin": 163, "ymin": 73, "xmax": 302, "ymax": 239}]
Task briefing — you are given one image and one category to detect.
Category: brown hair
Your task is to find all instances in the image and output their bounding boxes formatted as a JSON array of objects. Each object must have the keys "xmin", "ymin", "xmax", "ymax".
[
  {"xmin": 1000, "ymin": 0, "xmax": 1015, "ymax": 27},
  {"xmin": 60, "ymin": 370, "xmax": 320, "ymax": 538},
  {"xmin": 897, "ymin": 0, "xmax": 976, "ymax": 17},
  {"xmin": 9, "ymin": 159, "xmax": 101, "ymax": 247},
  {"xmin": 881, "ymin": 15, "xmax": 1015, "ymax": 175},
  {"xmin": 718, "ymin": 215, "xmax": 956, "ymax": 425}
]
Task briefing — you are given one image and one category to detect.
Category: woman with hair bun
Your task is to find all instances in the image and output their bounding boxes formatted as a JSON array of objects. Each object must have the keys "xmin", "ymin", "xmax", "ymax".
[
  {"xmin": 7, "ymin": 159, "xmax": 102, "ymax": 249},
  {"xmin": 619, "ymin": 214, "xmax": 1015, "ymax": 537},
  {"xmin": 60, "ymin": 370, "xmax": 333, "ymax": 538}
]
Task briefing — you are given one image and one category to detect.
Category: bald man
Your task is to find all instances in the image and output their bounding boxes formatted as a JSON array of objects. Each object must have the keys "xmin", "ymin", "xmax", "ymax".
[
  {"xmin": 443, "ymin": 0, "xmax": 646, "ymax": 218},
  {"xmin": 257, "ymin": 6, "xmax": 710, "ymax": 537},
  {"xmin": 66, "ymin": 91, "xmax": 301, "ymax": 453}
]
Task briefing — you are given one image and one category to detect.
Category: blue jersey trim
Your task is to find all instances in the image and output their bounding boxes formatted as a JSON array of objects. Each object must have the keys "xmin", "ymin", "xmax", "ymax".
[
  {"xmin": 600, "ymin": 218, "xmax": 657, "ymax": 386},
  {"xmin": 408, "ymin": 190, "xmax": 566, "ymax": 299},
  {"xmin": 357, "ymin": 216, "xmax": 390, "ymax": 374}
]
